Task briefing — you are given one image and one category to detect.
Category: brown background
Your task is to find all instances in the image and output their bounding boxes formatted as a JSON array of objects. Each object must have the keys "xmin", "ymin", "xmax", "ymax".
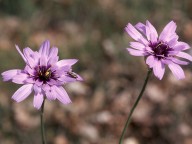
[{"xmin": 0, "ymin": 0, "xmax": 192, "ymax": 144}]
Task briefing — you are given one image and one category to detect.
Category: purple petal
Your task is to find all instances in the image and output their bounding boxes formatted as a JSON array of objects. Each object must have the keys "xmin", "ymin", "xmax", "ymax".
[
  {"xmin": 25, "ymin": 77, "xmax": 35, "ymax": 83},
  {"xmin": 33, "ymin": 84, "xmax": 42, "ymax": 94},
  {"xmin": 58, "ymin": 76, "xmax": 75, "ymax": 83},
  {"xmin": 59, "ymin": 65, "xmax": 71, "ymax": 72},
  {"xmin": 58, "ymin": 72, "xmax": 83, "ymax": 83},
  {"xmin": 46, "ymin": 79, "xmax": 58, "ymax": 85},
  {"xmin": 33, "ymin": 51, "xmax": 40, "ymax": 63},
  {"xmin": 159, "ymin": 21, "xmax": 177, "ymax": 41},
  {"xmin": 35, "ymin": 79, "xmax": 43, "ymax": 86},
  {"xmin": 15, "ymin": 45, "xmax": 27, "ymax": 63},
  {"xmin": 50, "ymin": 65, "xmax": 59, "ymax": 72},
  {"xmin": 48, "ymin": 47, "xmax": 58, "ymax": 59},
  {"xmin": 55, "ymin": 68, "xmax": 67, "ymax": 76},
  {"xmin": 24, "ymin": 65, "xmax": 35, "ymax": 76},
  {"xmin": 44, "ymin": 85, "xmax": 56, "ymax": 100},
  {"xmin": 167, "ymin": 37, "xmax": 178, "ymax": 47},
  {"xmin": 127, "ymin": 48, "xmax": 147, "ymax": 56},
  {"xmin": 135, "ymin": 22, "xmax": 146, "ymax": 34},
  {"xmin": 57, "ymin": 59, "xmax": 78, "ymax": 67},
  {"xmin": 48, "ymin": 56, "xmax": 59, "ymax": 66},
  {"xmin": 161, "ymin": 59, "xmax": 172, "ymax": 65},
  {"xmin": 39, "ymin": 40, "xmax": 50, "ymax": 56},
  {"xmin": 146, "ymin": 55, "xmax": 155, "ymax": 68},
  {"xmin": 46, "ymin": 91, "xmax": 56, "ymax": 100},
  {"xmin": 33, "ymin": 93, "xmax": 44, "ymax": 109},
  {"xmin": 145, "ymin": 46, "xmax": 153, "ymax": 53},
  {"xmin": 146, "ymin": 20, "xmax": 158, "ymax": 42},
  {"xmin": 40, "ymin": 55, "xmax": 47, "ymax": 66},
  {"xmin": 174, "ymin": 42, "xmax": 190, "ymax": 51},
  {"xmin": 125, "ymin": 23, "xmax": 148, "ymax": 45},
  {"xmin": 12, "ymin": 84, "xmax": 33, "ymax": 102},
  {"xmin": 54, "ymin": 86, "xmax": 71, "ymax": 104},
  {"xmin": 12, "ymin": 73, "xmax": 28, "ymax": 84},
  {"xmin": 23, "ymin": 48, "xmax": 37, "ymax": 68},
  {"xmin": 23, "ymin": 47, "xmax": 34, "ymax": 57},
  {"xmin": 76, "ymin": 74, "xmax": 83, "ymax": 81},
  {"xmin": 153, "ymin": 59, "xmax": 165, "ymax": 80},
  {"xmin": 176, "ymin": 52, "xmax": 192, "ymax": 61},
  {"xmin": 1, "ymin": 69, "xmax": 21, "ymax": 81},
  {"xmin": 42, "ymin": 84, "xmax": 50, "ymax": 92},
  {"xmin": 168, "ymin": 50, "xmax": 179, "ymax": 56},
  {"xmin": 168, "ymin": 63, "xmax": 185, "ymax": 80},
  {"xmin": 130, "ymin": 42, "xmax": 145, "ymax": 50},
  {"xmin": 48, "ymin": 47, "xmax": 59, "ymax": 65},
  {"xmin": 149, "ymin": 32, "xmax": 158, "ymax": 43},
  {"xmin": 170, "ymin": 58, "xmax": 189, "ymax": 65},
  {"xmin": 166, "ymin": 33, "xmax": 178, "ymax": 44}
]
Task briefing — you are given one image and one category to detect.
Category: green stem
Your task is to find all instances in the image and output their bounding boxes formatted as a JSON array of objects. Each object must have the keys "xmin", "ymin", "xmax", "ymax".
[
  {"xmin": 41, "ymin": 99, "xmax": 46, "ymax": 144},
  {"xmin": 119, "ymin": 69, "xmax": 152, "ymax": 144}
]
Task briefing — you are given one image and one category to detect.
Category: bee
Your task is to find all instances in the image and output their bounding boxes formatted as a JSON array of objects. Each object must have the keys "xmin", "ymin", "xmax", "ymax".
[{"xmin": 67, "ymin": 71, "xmax": 78, "ymax": 78}]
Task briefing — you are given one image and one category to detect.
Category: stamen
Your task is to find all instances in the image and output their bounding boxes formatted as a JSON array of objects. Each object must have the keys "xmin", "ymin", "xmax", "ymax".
[
  {"xmin": 36, "ymin": 66, "xmax": 52, "ymax": 82},
  {"xmin": 150, "ymin": 41, "xmax": 170, "ymax": 59},
  {"xmin": 45, "ymin": 70, "xmax": 51, "ymax": 78}
]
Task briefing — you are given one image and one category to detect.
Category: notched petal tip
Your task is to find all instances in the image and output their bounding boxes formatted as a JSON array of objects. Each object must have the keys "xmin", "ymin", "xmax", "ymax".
[
  {"xmin": 125, "ymin": 22, "xmax": 149, "ymax": 45},
  {"xmin": 135, "ymin": 22, "xmax": 146, "ymax": 34},
  {"xmin": 44, "ymin": 39, "xmax": 50, "ymax": 43},
  {"xmin": 166, "ymin": 20, "xmax": 177, "ymax": 29},
  {"xmin": 170, "ymin": 20, "xmax": 176, "ymax": 24},
  {"xmin": 125, "ymin": 23, "xmax": 135, "ymax": 32},
  {"xmin": 146, "ymin": 20, "xmax": 150, "ymax": 23},
  {"xmin": 125, "ymin": 23, "xmax": 133, "ymax": 31},
  {"xmin": 41, "ymin": 40, "xmax": 50, "ymax": 47},
  {"xmin": 178, "ymin": 75, "xmax": 185, "ymax": 80},
  {"xmin": 76, "ymin": 75, "xmax": 84, "ymax": 81},
  {"xmin": 1, "ymin": 69, "xmax": 21, "ymax": 81},
  {"xmin": 159, "ymin": 21, "xmax": 177, "ymax": 41},
  {"xmin": 39, "ymin": 40, "xmax": 50, "ymax": 56}
]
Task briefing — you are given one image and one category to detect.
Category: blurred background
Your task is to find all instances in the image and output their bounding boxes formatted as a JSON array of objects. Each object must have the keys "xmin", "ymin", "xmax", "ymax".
[{"xmin": 0, "ymin": 0, "xmax": 192, "ymax": 144}]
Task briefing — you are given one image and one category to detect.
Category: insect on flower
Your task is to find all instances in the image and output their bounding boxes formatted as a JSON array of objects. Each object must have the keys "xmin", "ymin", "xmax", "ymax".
[
  {"xmin": 1, "ymin": 40, "xmax": 83, "ymax": 109},
  {"xmin": 67, "ymin": 71, "xmax": 78, "ymax": 79}
]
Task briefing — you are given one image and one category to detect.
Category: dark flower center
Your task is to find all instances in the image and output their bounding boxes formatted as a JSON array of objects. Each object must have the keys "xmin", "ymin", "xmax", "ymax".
[
  {"xmin": 35, "ymin": 66, "xmax": 52, "ymax": 82},
  {"xmin": 150, "ymin": 42, "xmax": 170, "ymax": 59}
]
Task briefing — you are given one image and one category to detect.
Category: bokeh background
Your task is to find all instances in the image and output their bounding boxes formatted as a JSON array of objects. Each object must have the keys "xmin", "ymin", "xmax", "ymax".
[{"xmin": 0, "ymin": 0, "xmax": 192, "ymax": 144}]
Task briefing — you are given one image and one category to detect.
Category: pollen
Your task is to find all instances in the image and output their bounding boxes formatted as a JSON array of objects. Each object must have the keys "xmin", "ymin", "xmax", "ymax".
[
  {"xmin": 45, "ymin": 71, "xmax": 51, "ymax": 77},
  {"xmin": 37, "ymin": 66, "xmax": 52, "ymax": 82}
]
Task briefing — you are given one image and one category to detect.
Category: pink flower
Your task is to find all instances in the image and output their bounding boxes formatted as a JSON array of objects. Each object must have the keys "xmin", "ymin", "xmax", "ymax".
[
  {"xmin": 2, "ymin": 40, "xmax": 83, "ymax": 109},
  {"xmin": 125, "ymin": 20, "xmax": 192, "ymax": 80}
]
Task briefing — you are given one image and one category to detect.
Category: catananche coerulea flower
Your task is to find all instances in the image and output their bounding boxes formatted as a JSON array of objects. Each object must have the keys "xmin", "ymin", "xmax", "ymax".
[
  {"xmin": 2, "ymin": 40, "xmax": 83, "ymax": 109},
  {"xmin": 126, "ymin": 20, "xmax": 192, "ymax": 80}
]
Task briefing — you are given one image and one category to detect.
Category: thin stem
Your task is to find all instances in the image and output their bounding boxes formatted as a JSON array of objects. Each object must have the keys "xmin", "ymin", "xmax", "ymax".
[
  {"xmin": 119, "ymin": 69, "xmax": 152, "ymax": 144},
  {"xmin": 41, "ymin": 98, "xmax": 46, "ymax": 144}
]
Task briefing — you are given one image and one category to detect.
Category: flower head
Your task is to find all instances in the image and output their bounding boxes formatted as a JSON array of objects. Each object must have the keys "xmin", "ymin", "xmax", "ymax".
[
  {"xmin": 125, "ymin": 20, "xmax": 192, "ymax": 80},
  {"xmin": 2, "ymin": 40, "xmax": 83, "ymax": 109}
]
